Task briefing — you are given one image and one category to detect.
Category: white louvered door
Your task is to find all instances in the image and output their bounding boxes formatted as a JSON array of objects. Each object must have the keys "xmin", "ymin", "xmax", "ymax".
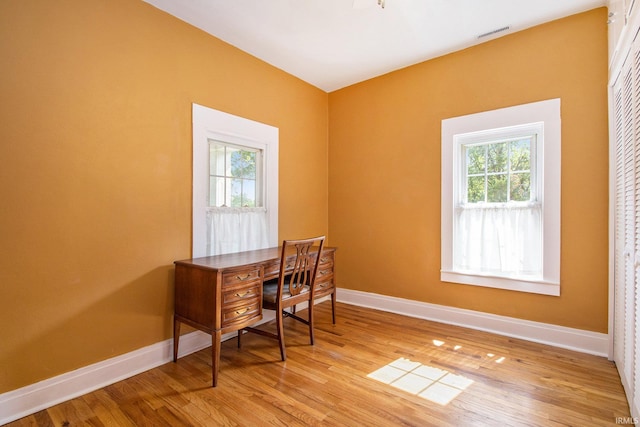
[
  {"xmin": 633, "ymin": 48, "xmax": 640, "ymax": 418},
  {"xmin": 612, "ymin": 34, "xmax": 640, "ymax": 419}
]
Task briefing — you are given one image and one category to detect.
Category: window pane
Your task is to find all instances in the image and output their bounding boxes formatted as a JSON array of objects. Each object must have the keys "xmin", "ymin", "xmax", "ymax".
[
  {"xmin": 487, "ymin": 142, "xmax": 508, "ymax": 173},
  {"xmin": 209, "ymin": 176, "xmax": 228, "ymax": 207},
  {"xmin": 466, "ymin": 145, "xmax": 485, "ymax": 174},
  {"xmin": 231, "ymin": 149, "xmax": 256, "ymax": 179},
  {"xmin": 467, "ymin": 176, "xmax": 485, "ymax": 203},
  {"xmin": 226, "ymin": 146, "xmax": 240, "ymax": 177},
  {"xmin": 209, "ymin": 143, "xmax": 226, "ymax": 176},
  {"xmin": 230, "ymin": 178, "xmax": 243, "ymax": 207},
  {"xmin": 510, "ymin": 172, "xmax": 530, "ymax": 201},
  {"xmin": 487, "ymin": 174, "xmax": 508, "ymax": 202},
  {"xmin": 242, "ymin": 179, "xmax": 256, "ymax": 207},
  {"xmin": 510, "ymin": 139, "xmax": 531, "ymax": 172},
  {"xmin": 209, "ymin": 177, "xmax": 216, "ymax": 206}
]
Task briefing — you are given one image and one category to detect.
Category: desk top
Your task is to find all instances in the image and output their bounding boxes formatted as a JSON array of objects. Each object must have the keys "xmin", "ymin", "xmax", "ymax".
[{"xmin": 174, "ymin": 246, "xmax": 336, "ymax": 272}]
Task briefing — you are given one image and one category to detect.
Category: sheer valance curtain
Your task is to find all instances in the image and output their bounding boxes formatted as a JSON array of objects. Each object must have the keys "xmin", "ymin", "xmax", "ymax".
[
  {"xmin": 206, "ymin": 207, "xmax": 269, "ymax": 256},
  {"xmin": 453, "ymin": 202, "xmax": 542, "ymax": 278}
]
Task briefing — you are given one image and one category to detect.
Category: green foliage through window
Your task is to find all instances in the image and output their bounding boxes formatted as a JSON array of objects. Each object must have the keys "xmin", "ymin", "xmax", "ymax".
[
  {"xmin": 209, "ymin": 141, "xmax": 261, "ymax": 207},
  {"xmin": 464, "ymin": 137, "xmax": 532, "ymax": 204}
]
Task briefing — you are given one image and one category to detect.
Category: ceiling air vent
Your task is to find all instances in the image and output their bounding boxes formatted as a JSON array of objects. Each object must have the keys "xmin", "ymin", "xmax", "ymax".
[{"xmin": 477, "ymin": 26, "xmax": 511, "ymax": 39}]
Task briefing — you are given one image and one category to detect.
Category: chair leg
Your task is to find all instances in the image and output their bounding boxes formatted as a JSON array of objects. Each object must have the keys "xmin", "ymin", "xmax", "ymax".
[
  {"xmin": 331, "ymin": 291, "xmax": 337, "ymax": 324},
  {"xmin": 308, "ymin": 300, "xmax": 315, "ymax": 345},
  {"xmin": 276, "ymin": 309, "xmax": 286, "ymax": 361},
  {"xmin": 237, "ymin": 329, "xmax": 242, "ymax": 348}
]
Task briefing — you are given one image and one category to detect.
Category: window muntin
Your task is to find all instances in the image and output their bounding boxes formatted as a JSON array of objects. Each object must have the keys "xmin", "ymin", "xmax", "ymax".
[
  {"xmin": 463, "ymin": 137, "xmax": 534, "ymax": 204},
  {"xmin": 209, "ymin": 141, "xmax": 263, "ymax": 208}
]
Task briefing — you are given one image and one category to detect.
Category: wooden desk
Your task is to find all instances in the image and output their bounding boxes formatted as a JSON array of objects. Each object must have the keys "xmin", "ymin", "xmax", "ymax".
[{"xmin": 173, "ymin": 246, "xmax": 337, "ymax": 386}]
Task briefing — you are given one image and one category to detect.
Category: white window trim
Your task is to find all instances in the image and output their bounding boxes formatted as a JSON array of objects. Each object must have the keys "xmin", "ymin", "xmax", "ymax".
[
  {"xmin": 192, "ymin": 103, "xmax": 278, "ymax": 258},
  {"xmin": 441, "ymin": 99, "xmax": 561, "ymax": 296}
]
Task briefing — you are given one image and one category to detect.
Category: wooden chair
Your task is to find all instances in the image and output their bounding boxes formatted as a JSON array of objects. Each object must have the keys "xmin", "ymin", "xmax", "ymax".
[{"xmin": 239, "ymin": 236, "xmax": 325, "ymax": 361}]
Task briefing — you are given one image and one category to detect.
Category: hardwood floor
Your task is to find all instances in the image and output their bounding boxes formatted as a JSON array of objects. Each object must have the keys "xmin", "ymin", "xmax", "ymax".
[{"xmin": 7, "ymin": 302, "xmax": 630, "ymax": 426}]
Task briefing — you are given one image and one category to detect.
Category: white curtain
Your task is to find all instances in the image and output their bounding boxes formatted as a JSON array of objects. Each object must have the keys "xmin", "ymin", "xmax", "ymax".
[
  {"xmin": 206, "ymin": 207, "xmax": 269, "ymax": 256},
  {"xmin": 453, "ymin": 203, "xmax": 542, "ymax": 278}
]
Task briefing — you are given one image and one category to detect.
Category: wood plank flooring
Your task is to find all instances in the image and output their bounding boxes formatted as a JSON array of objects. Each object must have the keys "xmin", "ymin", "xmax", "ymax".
[{"xmin": 7, "ymin": 302, "xmax": 631, "ymax": 426}]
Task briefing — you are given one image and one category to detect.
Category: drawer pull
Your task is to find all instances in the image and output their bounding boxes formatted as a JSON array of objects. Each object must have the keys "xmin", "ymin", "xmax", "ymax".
[
  {"xmin": 235, "ymin": 308, "xmax": 249, "ymax": 315},
  {"xmin": 319, "ymin": 270, "xmax": 328, "ymax": 275},
  {"xmin": 235, "ymin": 290, "xmax": 251, "ymax": 298},
  {"xmin": 235, "ymin": 273, "xmax": 252, "ymax": 281},
  {"xmin": 320, "ymin": 257, "xmax": 329, "ymax": 263}
]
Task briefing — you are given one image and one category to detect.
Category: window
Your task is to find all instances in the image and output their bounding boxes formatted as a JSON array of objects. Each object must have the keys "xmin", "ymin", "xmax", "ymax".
[
  {"xmin": 209, "ymin": 141, "xmax": 262, "ymax": 208},
  {"xmin": 441, "ymin": 99, "xmax": 560, "ymax": 296},
  {"xmin": 192, "ymin": 104, "xmax": 278, "ymax": 257},
  {"xmin": 454, "ymin": 124, "xmax": 542, "ymax": 279}
]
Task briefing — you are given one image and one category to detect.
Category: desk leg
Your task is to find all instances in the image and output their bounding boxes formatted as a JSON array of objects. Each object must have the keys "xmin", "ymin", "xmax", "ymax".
[
  {"xmin": 173, "ymin": 318, "xmax": 181, "ymax": 362},
  {"xmin": 212, "ymin": 330, "xmax": 221, "ymax": 387}
]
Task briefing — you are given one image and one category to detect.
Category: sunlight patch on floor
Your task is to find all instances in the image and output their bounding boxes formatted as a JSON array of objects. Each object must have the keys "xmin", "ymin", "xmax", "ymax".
[{"xmin": 367, "ymin": 357, "xmax": 474, "ymax": 405}]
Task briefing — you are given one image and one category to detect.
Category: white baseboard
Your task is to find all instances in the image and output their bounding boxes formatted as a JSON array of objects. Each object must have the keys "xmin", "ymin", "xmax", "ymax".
[
  {"xmin": 0, "ymin": 304, "xmax": 293, "ymax": 425},
  {"xmin": 336, "ymin": 288, "xmax": 610, "ymax": 358},
  {"xmin": 0, "ymin": 291, "xmax": 607, "ymax": 425},
  {"xmin": 0, "ymin": 329, "xmax": 210, "ymax": 425}
]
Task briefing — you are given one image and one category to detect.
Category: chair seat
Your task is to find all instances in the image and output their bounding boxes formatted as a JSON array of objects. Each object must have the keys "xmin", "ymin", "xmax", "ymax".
[{"xmin": 262, "ymin": 279, "xmax": 310, "ymax": 310}]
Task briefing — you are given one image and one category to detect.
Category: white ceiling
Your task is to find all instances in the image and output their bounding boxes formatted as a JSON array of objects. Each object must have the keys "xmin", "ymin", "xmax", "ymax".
[{"xmin": 143, "ymin": 0, "xmax": 607, "ymax": 92}]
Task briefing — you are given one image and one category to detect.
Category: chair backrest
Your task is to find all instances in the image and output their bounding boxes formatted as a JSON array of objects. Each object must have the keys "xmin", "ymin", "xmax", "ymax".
[{"xmin": 278, "ymin": 236, "xmax": 325, "ymax": 300}]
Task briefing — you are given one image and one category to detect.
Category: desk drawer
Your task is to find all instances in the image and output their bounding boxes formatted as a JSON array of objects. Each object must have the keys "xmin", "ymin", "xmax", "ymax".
[
  {"xmin": 315, "ymin": 267, "xmax": 334, "ymax": 292},
  {"xmin": 264, "ymin": 258, "xmax": 297, "ymax": 279},
  {"xmin": 222, "ymin": 282, "xmax": 261, "ymax": 305},
  {"xmin": 222, "ymin": 267, "xmax": 262, "ymax": 287},
  {"xmin": 318, "ymin": 251, "xmax": 334, "ymax": 267},
  {"xmin": 221, "ymin": 299, "xmax": 261, "ymax": 328},
  {"xmin": 315, "ymin": 250, "xmax": 334, "ymax": 296},
  {"xmin": 316, "ymin": 266, "xmax": 334, "ymax": 284},
  {"xmin": 315, "ymin": 280, "xmax": 334, "ymax": 295},
  {"xmin": 316, "ymin": 252, "xmax": 334, "ymax": 284},
  {"xmin": 263, "ymin": 260, "xmax": 281, "ymax": 279}
]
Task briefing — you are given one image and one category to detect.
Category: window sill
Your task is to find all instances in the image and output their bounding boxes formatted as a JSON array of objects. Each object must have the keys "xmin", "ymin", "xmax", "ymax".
[{"xmin": 440, "ymin": 270, "xmax": 560, "ymax": 296}]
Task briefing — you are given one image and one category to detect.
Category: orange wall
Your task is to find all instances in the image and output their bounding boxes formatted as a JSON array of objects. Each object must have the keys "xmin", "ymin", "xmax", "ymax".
[
  {"xmin": 0, "ymin": 0, "xmax": 328, "ymax": 392},
  {"xmin": 0, "ymin": 1, "xmax": 608, "ymax": 395},
  {"xmin": 329, "ymin": 9, "xmax": 609, "ymax": 332}
]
